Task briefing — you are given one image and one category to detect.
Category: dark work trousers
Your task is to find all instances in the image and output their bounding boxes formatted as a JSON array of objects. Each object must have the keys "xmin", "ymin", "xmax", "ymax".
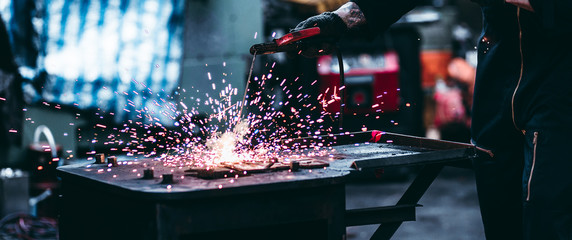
[
  {"xmin": 474, "ymin": 128, "xmax": 572, "ymax": 240},
  {"xmin": 522, "ymin": 128, "xmax": 572, "ymax": 240},
  {"xmin": 473, "ymin": 143, "xmax": 524, "ymax": 240}
]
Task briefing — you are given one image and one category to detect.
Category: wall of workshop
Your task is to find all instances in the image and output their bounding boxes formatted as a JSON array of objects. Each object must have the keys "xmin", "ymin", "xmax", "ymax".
[{"xmin": 180, "ymin": 0, "xmax": 263, "ymax": 115}]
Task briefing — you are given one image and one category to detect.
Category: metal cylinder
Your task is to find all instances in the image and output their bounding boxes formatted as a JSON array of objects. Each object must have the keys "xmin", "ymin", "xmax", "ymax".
[
  {"xmin": 107, "ymin": 156, "xmax": 118, "ymax": 167},
  {"xmin": 94, "ymin": 153, "xmax": 105, "ymax": 164}
]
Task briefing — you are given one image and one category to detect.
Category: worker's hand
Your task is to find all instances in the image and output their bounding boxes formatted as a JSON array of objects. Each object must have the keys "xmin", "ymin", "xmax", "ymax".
[
  {"xmin": 292, "ymin": 2, "xmax": 366, "ymax": 58},
  {"xmin": 292, "ymin": 12, "xmax": 347, "ymax": 57},
  {"xmin": 294, "ymin": 12, "xmax": 347, "ymax": 40}
]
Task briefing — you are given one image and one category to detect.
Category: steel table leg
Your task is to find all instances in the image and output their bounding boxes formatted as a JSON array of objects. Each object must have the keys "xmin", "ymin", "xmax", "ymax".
[{"xmin": 370, "ymin": 163, "xmax": 445, "ymax": 240}]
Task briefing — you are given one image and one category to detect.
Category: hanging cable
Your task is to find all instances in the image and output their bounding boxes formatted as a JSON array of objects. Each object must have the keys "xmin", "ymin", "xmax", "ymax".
[{"xmin": 336, "ymin": 47, "xmax": 345, "ymax": 132}]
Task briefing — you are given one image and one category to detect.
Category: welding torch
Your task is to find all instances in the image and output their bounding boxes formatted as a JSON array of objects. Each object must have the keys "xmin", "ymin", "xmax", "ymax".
[
  {"xmin": 249, "ymin": 27, "xmax": 322, "ymax": 55},
  {"xmin": 249, "ymin": 27, "xmax": 346, "ymax": 131},
  {"xmin": 240, "ymin": 29, "xmax": 322, "ymax": 119}
]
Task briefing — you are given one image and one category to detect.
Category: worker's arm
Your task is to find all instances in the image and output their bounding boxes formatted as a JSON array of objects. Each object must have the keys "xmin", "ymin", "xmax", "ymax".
[
  {"xmin": 350, "ymin": 0, "xmax": 423, "ymax": 38},
  {"xmin": 292, "ymin": 0, "xmax": 422, "ymax": 57},
  {"xmin": 294, "ymin": 1, "xmax": 422, "ymax": 37},
  {"xmin": 527, "ymin": 0, "xmax": 572, "ymax": 33}
]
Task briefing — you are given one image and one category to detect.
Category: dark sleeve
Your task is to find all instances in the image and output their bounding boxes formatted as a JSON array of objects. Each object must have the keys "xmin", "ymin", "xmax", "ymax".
[
  {"xmin": 351, "ymin": 0, "xmax": 424, "ymax": 37},
  {"xmin": 529, "ymin": 0, "xmax": 572, "ymax": 33}
]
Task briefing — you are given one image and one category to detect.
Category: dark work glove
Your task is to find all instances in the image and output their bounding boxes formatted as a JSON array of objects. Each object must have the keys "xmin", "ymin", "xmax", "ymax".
[{"xmin": 292, "ymin": 12, "xmax": 347, "ymax": 58}]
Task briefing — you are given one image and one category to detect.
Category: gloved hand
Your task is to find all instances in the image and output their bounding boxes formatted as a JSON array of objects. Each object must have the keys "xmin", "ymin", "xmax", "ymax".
[{"xmin": 291, "ymin": 12, "xmax": 347, "ymax": 58}]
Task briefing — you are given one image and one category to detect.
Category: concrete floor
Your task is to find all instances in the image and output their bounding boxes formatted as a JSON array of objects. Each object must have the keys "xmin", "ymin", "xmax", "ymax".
[{"xmin": 345, "ymin": 167, "xmax": 485, "ymax": 240}]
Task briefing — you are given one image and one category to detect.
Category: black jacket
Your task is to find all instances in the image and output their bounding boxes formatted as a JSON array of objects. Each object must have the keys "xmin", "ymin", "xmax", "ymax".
[{"xmin": 353, "ymin": 0, "xmax": 572, "ymax": 153}]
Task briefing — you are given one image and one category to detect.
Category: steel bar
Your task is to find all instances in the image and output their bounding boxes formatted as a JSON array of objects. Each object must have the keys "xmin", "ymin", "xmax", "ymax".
[
  {"xmin": 346, "ymin": 204, "xmax": 417, "ymax": 227},
  {"xmin": 351, "ymin": 149, "xmax": 473, "ymax": 170}
]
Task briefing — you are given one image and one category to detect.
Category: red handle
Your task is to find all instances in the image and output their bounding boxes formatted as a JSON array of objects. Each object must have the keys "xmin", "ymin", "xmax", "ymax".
[
  {"xmin": 275, "ymin": 27, "xmax": 321, "ymax": 46},
  {"xmin": 370, "ymin": 130, "xmax": 385, "ymax": 143}
]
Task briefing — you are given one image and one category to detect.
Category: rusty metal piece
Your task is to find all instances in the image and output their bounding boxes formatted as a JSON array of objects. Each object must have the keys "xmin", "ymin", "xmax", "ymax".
[
  {"xmin": 299, "ymin": 160, "xmax": 330, "ymax": 169},
  {"xmin": 223, "ymin": 162, "xmax": 271, "ymax": 173},
  {"xmin": 265, "ymin": 161, "xmax": 275, "ymax": 169},
  {"xmin": 107, "ymin": 156, "xmax": 118, "ymax": 167},
  {"xmin": 94, "ymin": 153, "xmax": 105, "ymax": 164},
  {"xmin": 270, "ymin": 162, "xmax": 290, "ymax": 171},
  {"xmin": 196, "ymin": 167, "xmax": 236, "ymax": 179},
  {"xmin": 184, "ymin": 166, "xmax": 203, "ymax": 173}
]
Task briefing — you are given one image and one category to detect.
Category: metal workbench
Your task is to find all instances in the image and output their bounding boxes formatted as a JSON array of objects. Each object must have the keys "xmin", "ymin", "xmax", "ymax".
[{"xmin": 57, "ymin": 131, "xmax": 476, "ymax": 240}]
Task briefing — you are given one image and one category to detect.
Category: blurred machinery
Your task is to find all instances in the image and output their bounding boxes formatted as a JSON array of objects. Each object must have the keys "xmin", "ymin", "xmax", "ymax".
[
  {"xmin": 323, "ymin": 26, "xmax": 424, "ymax": 136},
  {"xmin": 317, "ymin": 51, "xmax": 400, "ymax": 116},
  {"xmin": 0, "ymin": 169, "xmax": 28, "ymax": 218}
]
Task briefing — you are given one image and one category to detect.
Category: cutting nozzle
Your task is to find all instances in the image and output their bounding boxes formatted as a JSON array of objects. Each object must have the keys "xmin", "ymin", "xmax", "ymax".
[
  {"xmin": 249, "ymin": 27, "xmax": 321, "ymax": 55},
  {"xmin": 249, "ymin": 42, "xmax": 299, "ymax": 55}
]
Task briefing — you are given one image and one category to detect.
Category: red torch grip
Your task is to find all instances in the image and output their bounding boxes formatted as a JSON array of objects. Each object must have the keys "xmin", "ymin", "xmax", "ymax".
[{"xmin": 275, "ymin": 27, "xmax": 321, "ymax": 46}]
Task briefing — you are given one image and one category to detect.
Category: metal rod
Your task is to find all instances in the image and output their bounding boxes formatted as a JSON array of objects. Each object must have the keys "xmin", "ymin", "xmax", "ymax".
[
  {"xmin": 346, "ymin": 204, "xmax": 417, "ymax": 227},
  {"xmin": 238, "ymin": 51, "xmax": 257, "ymax": 122},
  {"xmin": 336, "ymin": 48, "xmax": 344, "ymax": 132}
]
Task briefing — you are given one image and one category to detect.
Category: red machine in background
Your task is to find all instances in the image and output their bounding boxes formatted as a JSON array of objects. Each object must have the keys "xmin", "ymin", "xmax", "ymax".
[
  {"xmin": 317, "ymin": 51, "xmax": 400, "ymax": 115},
  {"xmin": 251, "ymin": 23, "xmax": 424, "ymax": 137}
]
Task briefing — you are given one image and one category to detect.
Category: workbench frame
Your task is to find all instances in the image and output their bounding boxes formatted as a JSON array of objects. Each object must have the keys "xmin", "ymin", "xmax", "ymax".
[{"xmin": 290, "ymin": 131, "xmax": 476, "ymax": 240}]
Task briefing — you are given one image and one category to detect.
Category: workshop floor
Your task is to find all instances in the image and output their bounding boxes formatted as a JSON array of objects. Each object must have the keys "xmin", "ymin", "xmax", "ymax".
[{"xmin": 345, "ymin": 167, "xmax": 485, "ymax": 240}]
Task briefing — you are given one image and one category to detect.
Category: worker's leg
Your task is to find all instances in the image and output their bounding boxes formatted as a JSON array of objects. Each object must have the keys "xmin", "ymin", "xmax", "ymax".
[
  {"xmin": 473, "ymin": 144, "xmax": 524, "ymax": 240},
  {"xmin": 522, "ymin": 129, "xmax": 572, "ymax": 240}
]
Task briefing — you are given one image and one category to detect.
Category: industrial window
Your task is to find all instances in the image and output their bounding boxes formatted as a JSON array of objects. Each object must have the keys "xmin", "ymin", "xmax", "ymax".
[{"xmin": 0, "ymin": 0, "xmax": 184, "ymax": 124}]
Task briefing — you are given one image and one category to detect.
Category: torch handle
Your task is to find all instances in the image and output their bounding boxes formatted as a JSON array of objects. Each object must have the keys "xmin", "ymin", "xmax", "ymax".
[{"xmin": 249, "ymin": 27, "xmax": 321, "ymax": 55}]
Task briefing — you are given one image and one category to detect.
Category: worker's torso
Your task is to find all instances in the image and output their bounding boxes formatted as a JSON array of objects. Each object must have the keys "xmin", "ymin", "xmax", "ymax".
[{"xmin": 471, "ymin": 4, "xmax": 572, "ymax": 151}]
